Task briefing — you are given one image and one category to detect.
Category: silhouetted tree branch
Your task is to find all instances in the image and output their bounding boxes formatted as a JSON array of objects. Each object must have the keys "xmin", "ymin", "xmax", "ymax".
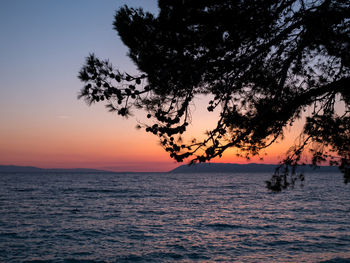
[{"xmin": 79, "ymin": 0, "xmax": 349, "ymax": 191}]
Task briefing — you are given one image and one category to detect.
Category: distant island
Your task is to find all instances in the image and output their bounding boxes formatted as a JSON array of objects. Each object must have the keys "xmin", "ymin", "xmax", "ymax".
[
  {"xmin": 0, "ymin": 163, "xmax": 340, "ymax": 174},
  {"xmin": 0, "ymin": 165, "xmax": 113, "ymax": 174},
  {"xmin": 169, "ymin": 163, "xmax": 339, "ymax": 174}
]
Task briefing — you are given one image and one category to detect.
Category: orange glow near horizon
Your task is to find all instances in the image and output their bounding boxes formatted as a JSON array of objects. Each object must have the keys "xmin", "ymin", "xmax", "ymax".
[
  {"xmin": 0, "ymin": 93, "xmax": 308, "ymax": 172},
  {"xmin": 0, "ymin": 102, "xmax": 304, "ymax": 172}
]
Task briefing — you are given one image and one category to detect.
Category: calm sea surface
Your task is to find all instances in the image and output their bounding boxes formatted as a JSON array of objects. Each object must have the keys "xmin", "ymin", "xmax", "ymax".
[{"xmin": 1, "ymin": 172, "xmax": 350, "ymax": 263}]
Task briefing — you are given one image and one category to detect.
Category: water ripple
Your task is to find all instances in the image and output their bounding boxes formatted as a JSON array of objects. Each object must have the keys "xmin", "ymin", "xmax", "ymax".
[{"xmin": 1, "ymin": 172, "xmax": 350, "ymax": 262}]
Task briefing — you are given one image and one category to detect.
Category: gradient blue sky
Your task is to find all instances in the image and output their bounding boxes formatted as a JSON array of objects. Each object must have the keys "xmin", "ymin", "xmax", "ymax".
[{"xmin": 0, "ymin": 0, "xmax": 297, "ymax": 171}]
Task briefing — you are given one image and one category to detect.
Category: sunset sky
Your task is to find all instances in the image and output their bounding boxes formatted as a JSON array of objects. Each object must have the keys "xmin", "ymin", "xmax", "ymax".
[{"xmin": 0, "ymin": 0, "xmax": 303, "ymax": 172}]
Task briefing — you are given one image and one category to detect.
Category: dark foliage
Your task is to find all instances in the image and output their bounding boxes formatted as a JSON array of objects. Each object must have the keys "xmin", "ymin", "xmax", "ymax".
[{"xmin": 79, "ymin": 0, "xmax": 350, "ymax": 191}]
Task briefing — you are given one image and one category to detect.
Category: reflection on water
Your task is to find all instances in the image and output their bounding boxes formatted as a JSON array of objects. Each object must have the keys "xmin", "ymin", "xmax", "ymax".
[{"xmin": 0, "ymin": 172, "xmax": 350, "ymax": 262}]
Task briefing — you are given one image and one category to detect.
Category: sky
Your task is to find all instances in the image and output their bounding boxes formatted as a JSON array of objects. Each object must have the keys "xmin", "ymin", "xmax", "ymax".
[{"xmin": 0, "ymin": 0, "xmax": 301, "ymax": 172}]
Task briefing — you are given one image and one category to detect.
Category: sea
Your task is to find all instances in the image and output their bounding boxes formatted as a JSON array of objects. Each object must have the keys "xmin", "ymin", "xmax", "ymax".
[{"xmin": 1, "ymin": 172, "xmax": 350, "ymax": 263}]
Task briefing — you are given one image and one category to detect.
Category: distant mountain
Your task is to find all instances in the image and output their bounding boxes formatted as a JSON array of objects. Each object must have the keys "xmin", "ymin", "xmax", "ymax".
[
  {"xmin": 0, "ymin": 163, "xmax": 340, "ymax": 174},
  {"xmin": 170, "ymin": 163, "xmax": 339, "ymax": 173},
  {"xmin": 0, "ymin": 165, "xmax": 113, "ymax": 173}
]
